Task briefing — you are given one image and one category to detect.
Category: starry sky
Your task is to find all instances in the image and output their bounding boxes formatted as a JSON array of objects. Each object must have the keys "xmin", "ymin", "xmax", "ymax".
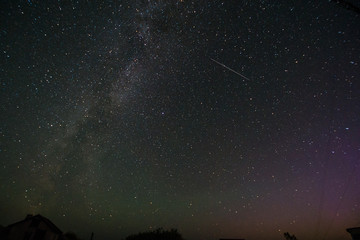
[{"xmin": 0, "ymin": 1, "xmax": 359, "ymax": 240}]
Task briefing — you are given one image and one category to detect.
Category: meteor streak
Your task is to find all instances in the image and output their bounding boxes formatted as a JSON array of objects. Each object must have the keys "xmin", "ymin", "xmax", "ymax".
[{"xmin": 210, "ymin": 58, "xmax": 250, "ymax": 81}]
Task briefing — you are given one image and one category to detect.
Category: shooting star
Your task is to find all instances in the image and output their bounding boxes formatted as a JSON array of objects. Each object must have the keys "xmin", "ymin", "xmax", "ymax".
[{"xmin": 210, "ymin": 58, "xmax": 250, "ymax": 81}]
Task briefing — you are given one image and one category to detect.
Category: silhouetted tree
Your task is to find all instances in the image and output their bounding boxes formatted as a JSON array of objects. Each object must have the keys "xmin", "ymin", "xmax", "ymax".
[
  {"xmin": 126, "ymin": 228, "xmax": 184, "ymax": 240},
  {"xmin": 63, "ymin": 232, "xmax": 81, "ymax": 240},
  {"xmin": 283, "ymin": 232, "xmax": 297, "ymax": 240}
]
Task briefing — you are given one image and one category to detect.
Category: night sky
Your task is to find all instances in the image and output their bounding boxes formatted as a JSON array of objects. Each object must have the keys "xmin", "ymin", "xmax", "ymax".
[{"xmin": 1, "ymin": 1, "xmax": 359, "ymax": 240}]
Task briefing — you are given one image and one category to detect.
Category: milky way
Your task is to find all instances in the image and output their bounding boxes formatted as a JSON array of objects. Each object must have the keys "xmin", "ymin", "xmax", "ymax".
[{"xmin": 0, "ymin": 1, "xmax": 359, "ymax": 240}]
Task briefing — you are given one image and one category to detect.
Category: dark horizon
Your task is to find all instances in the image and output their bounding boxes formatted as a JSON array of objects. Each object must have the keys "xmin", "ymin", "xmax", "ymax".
[
  {"xmin": 2, "ymin": 213, "xmax": 356, "ymax": 240},
  {"xmin": 0, "ymin": 209, "xmax": 357, "ymax": 240},
  {"xmin": 1, "ymin": 1, "xmax": 359, "ymax": 240}
]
